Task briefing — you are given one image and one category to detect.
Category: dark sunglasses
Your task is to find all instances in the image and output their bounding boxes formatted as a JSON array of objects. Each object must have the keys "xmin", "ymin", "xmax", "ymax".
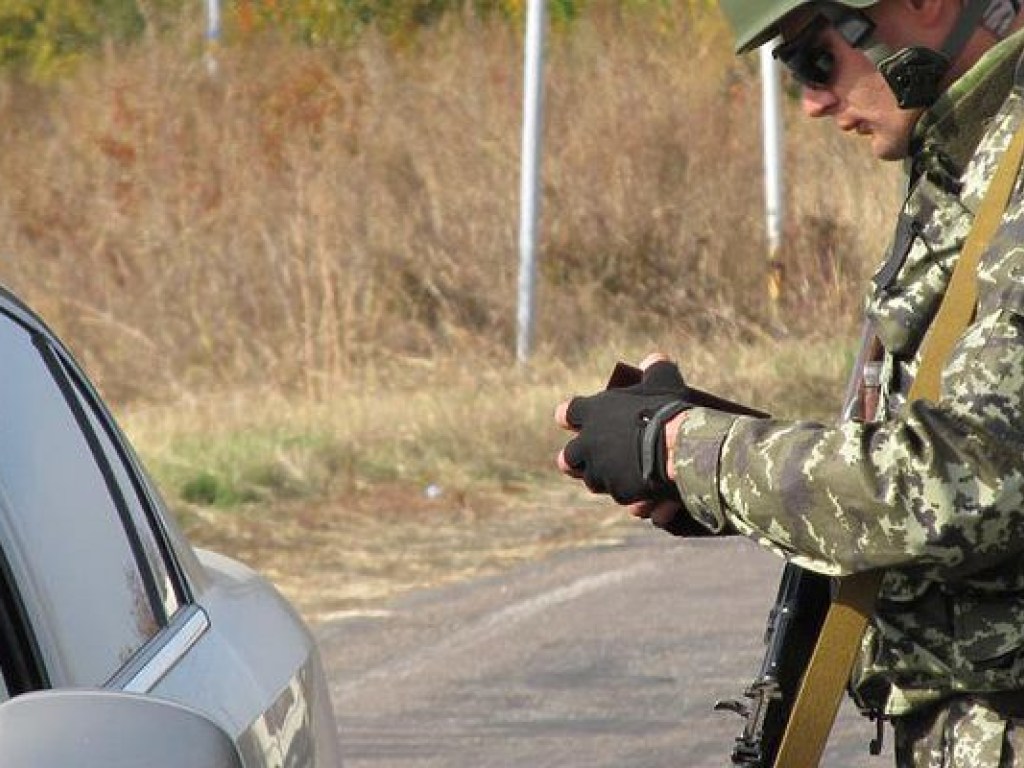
[{"xmin": 772, "ymin": 7, "xmax": 875, "ymax": 89}]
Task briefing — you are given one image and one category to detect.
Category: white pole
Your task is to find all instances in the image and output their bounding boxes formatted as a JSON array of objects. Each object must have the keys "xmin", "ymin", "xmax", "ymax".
[
  {"xmin": 760, "ymin": 45, "xmax": 784, "ymax": 310},
  {"xmin": 206, "ymin": 0, "xmax": 221, "ymax": 75},
  {"xmin": 516, "ymin": 0, "xmax": 547, "ymax": 364}
]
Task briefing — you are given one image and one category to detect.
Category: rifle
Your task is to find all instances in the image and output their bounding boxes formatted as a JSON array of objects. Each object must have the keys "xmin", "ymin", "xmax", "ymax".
[
  {"xmin": 715, "ymin": 563, "xmax": 832, "ymax": 766},
  {"xmin": 715, "ymin": 322, "xmax": 881, "ymax": 767}
]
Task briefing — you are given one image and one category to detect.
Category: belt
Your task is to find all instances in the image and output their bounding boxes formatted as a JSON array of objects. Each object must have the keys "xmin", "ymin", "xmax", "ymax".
[
  {"xmin": 898, "ymin": 691, "xmax": 1024, "ymax": 724},
  {"xmin": 976, "ymin": 690, "xmax": 1024, "ymax": 718}
]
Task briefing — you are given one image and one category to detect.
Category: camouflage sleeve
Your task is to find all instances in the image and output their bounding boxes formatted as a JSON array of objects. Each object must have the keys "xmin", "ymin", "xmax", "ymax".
[{"xmin": 673, "ymin": 287, "xmax": 1024, "ymax": 579}]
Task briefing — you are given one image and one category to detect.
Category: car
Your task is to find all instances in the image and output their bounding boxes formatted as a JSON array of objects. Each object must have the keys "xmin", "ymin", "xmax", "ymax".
[{"xmin": 0, "ymin": 284, "xmax": 342, "ymax": 767}]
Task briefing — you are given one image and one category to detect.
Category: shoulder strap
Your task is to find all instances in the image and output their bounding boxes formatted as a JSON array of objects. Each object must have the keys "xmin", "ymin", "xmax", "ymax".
[
  {"xmin": 909, "ymin": 122, "xmax": 1024, "ymax": 402},
  {"xmin": 771, "ymin": 119, "xmax": 1024, "ymax": 768}
]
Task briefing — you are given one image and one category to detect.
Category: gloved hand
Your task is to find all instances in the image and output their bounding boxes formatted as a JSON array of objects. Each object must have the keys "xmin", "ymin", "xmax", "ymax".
[{"xmin": 561, "ymin": 360, "xmax": 690, "ymax": 504}]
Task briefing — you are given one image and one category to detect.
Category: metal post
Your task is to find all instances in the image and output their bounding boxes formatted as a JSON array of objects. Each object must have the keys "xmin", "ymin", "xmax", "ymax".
[
  {"xmin": 760, "ymin": 45, "xmax": 784, "ymax": 314},
  {"xmin": 206, "ymin": 0, "xmax": 221, "ymax": 75},
  {"xmin": 516, "ymin": 0, "xmax": 547, "ymax": 364}
]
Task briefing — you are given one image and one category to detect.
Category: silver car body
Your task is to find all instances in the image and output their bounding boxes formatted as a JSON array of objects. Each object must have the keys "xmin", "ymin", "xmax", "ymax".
[{"xmin": 0, "ymin": 285, "xmax": 341, "ymax": 766}]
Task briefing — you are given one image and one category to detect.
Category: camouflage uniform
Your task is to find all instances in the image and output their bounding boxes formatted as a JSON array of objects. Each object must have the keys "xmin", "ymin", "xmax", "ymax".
[{"xmin": 674, "ymin": 30, "xmax": 1024, "ymax": 765}]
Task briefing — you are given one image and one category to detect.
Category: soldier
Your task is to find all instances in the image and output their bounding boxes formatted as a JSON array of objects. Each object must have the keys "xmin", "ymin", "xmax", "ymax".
[{"xmin": 555, "ymin": 0, "xmax": 1024, "ymax": 764}]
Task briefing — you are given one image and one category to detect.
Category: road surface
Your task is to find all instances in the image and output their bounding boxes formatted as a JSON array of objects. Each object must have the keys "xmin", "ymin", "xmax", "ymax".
[{"xmin": 319, "ymin": 528, "xmax": 894, "ymax": 766}]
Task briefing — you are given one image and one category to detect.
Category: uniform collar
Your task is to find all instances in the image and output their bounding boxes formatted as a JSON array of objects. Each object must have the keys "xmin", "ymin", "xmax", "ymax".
[{"xmin": 908, "ymin": 28, "xmax": 1024, "ymax": 192}]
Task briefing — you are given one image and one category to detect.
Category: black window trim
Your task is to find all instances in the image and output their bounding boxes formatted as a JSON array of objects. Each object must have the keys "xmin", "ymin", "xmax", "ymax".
[
  {"xmin": 33, "ymin": 336, "xmax": 167, "ymax": 628},
  {"xmin": 47, "ymin": 345, "xmax": 194, "ymax": 607}
]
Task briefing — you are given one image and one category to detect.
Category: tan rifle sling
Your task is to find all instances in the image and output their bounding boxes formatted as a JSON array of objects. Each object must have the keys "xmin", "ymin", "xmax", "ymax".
[{"xmin": 772, "ymin": 121, "xmax": 1024, "ymax": 768}]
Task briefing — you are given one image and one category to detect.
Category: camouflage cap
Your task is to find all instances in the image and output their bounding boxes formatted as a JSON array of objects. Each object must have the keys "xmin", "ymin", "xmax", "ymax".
[{"xmin": 720, "ymin": 0, "xmax": 878, "ymax": 53}]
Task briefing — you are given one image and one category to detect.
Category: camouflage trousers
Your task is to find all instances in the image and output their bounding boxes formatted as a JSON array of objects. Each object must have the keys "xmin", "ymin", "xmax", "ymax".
[{"xmin": 894, "ymin": 697, "xmax": 1024, "ymax": 767}]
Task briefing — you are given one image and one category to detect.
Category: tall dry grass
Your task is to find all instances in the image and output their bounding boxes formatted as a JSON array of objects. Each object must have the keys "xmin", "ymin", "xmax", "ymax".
[
  {"xmin": 0, "ymin": 3, "xmax": 901, "ymax": 520},
  {"xmin": 0, "ymin": 3, "xmax": 897, "ymax": 404}
]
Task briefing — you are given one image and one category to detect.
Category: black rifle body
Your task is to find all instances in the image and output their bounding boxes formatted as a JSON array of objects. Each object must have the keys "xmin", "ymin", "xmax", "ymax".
[{"xmin": 716, "ymin": 564, "xmax": 831, "ymax": 766}]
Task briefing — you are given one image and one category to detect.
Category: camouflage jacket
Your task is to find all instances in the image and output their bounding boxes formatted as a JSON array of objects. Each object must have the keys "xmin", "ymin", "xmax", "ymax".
[{"xmin": 674, "ymin": 31, "xmax": 1024, "ymax": 716}]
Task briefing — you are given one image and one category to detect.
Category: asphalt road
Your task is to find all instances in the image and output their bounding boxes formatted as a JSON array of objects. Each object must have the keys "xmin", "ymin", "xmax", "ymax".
[{"xmin": 319, "ymin": 528, "xmax": 895, "ymax": 767}]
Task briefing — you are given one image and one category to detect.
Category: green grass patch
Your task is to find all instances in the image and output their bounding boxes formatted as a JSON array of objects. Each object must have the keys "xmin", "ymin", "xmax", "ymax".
[{"xmin": 123, "ymin": 337, "xmax": 854, "ymax": 516}]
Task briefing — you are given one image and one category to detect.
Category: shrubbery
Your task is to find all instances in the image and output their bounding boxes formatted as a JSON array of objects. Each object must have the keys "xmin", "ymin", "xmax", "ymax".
[
  {"xmin": 229, "ymin": 0, "xmax": 587, "ymax": 44},
  {"xmin": 0, "ymin": 0, "xmax": 593, "ymax": 77},
  {"xmin": 0, "ymin": 0, "xmax": 178, "ymax": 76},
  {"xmin": 0, "ymin": 0, "xmax": 715, "ymax": 77}
]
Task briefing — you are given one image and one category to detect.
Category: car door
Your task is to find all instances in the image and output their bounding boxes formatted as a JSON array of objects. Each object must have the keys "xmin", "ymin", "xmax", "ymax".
[{"xmin": 0, "ymin": 293, "xmax": 342, "ymax": 767}]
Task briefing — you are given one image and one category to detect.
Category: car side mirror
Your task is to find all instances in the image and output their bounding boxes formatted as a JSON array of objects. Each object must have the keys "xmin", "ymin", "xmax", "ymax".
[{"xmin": 0, "ymin": 689, "xmax": 243, "ymax": 767}]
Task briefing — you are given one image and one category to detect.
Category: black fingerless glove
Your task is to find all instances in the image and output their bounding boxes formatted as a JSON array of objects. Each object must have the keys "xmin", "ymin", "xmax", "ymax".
[
  {"xmin": 563, "ymin": 361, "xmax": 769, "ymax": 506},
  {"xmin": 563, "ymin": 361, "xmax": 690, "ymax": 504}
]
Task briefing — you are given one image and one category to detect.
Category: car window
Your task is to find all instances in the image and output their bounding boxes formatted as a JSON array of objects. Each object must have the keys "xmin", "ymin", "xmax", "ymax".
[
  {"xmin": 0, "ymin": 314, "xmax": 163, "ymax": 686},
  {"xmin": 59, "ymin": 356, "xmax": 184, "ymax": 619}
]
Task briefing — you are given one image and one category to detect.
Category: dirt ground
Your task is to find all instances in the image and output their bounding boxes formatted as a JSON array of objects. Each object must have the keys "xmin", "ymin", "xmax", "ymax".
[{"xmin": 183, "ymin": 482, "xmax": 637, "ymax": 624}]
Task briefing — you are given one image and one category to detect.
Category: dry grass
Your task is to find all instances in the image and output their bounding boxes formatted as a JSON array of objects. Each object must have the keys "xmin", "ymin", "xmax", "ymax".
[
  {"xmin": 122, "ymin": 337, "xmax": 854, "ymax": 620},
  {"xmin": 0, "ymin": 3, "xmax": 898, "ymax": 401},
  {"xmin": 0, "ymin": 3, "xmax": 902, "ymax": 618}
]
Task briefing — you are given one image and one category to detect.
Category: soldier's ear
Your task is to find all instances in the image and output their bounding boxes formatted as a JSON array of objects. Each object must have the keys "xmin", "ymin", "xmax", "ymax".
[
  {"xmin": 881, "ymin": 0, "xmax": 957, "ymax": 48},
  {"xmin": 903, "ymin": 0, "xmax": 955, "ymax": 29}
]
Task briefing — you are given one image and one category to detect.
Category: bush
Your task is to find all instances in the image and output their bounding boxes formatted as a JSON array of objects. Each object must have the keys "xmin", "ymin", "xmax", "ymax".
[
  {"xmin": 0, "ymin": 0, "xmax": 182, "ymax": 77},
  {"xmin": 229, "ymin": 0, "xmax": 585, "ymax": 46}
]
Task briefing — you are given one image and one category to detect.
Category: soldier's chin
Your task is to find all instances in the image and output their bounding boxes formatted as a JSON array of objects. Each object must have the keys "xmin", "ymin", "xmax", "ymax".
[{"xmin": 872, "ymin": 133, "xmax": 912, "ymax": 163}]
